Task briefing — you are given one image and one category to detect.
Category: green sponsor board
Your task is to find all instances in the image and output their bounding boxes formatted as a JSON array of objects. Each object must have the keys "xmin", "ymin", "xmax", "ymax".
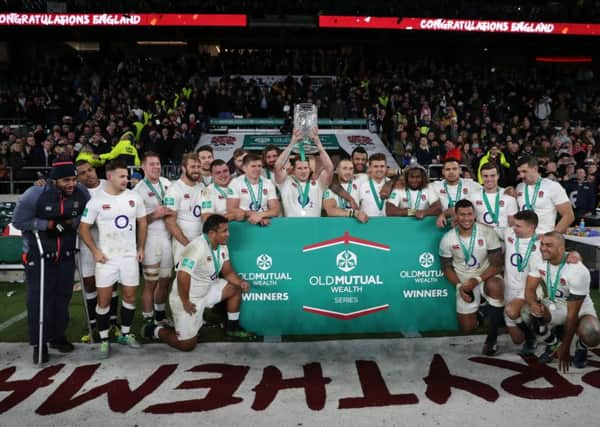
[
  {"xmin": 242, "ymin": 134, "xmax": 339, "ymax": 150},
  {"xmin": 229, "ymin": 217, "xmax": 458, "ymax": 335}
]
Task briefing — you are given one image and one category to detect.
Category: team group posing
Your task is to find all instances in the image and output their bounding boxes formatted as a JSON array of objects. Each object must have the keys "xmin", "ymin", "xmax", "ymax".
[{"xmin": 14, "ymin": 129, "xmax": 600, "ymax": 371}]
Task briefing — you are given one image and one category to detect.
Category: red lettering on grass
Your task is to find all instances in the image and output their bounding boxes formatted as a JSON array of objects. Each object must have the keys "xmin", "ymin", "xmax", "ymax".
[
  {"xmin": 470, "ymin": 356, "xmax": 583, "ymax": 399},
  {"xmin": 338, "ymin": 360, "xmax": 418, "ymax": 408},
  {"xmin": 144, "ymin": 364, "xmax": 249, "ymax": 413},
  {"xmin": 0, "ymin": 364, "xmax": 64, "ymax": 414},
  {"xmin": 36, "ymin": 363, "xmax": 177, "ymax": 414},
  {"xmin": 252, "ymin": 362, "xmax": 331, "ymax": 410},
  {"xmin": 424, "ymin": 354, "xmax": 499, "ymax": 404}
]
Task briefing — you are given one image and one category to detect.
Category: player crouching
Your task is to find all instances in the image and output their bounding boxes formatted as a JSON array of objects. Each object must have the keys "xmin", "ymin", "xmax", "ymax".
[{"xmin": 142, "ymin": 214, "xmax": 257, "ymax": 351}]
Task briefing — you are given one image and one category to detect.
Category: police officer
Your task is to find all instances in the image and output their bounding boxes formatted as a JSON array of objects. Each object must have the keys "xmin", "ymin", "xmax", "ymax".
[{"xmin": 13, "ymin": 162, "xmax": 89, "ymax": 363}]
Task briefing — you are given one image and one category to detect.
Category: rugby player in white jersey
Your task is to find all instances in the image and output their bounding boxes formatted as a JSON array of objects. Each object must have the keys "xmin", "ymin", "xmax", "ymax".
[
  {"xmin": 471, "ymin": 162, "xmax": 518, "ymax": 235},
  {"xmin": 201, "ymin": 159, "xmax": 243, "ymax": 222},
  {"xmin": 323, "ymin": 158, "xmax": 368, "ymax": 222},
  {"xmin": 516, "ymin": 156, "xmax": 574, "ymax": 234},
  {"xmin": 358, "ymin": 153, "xmax": 389, "ymax": 217},
  {"xmin": 164, "ymin": 153, "xmax": 204, "ymax": 265},
  {"xmin": 227, "ymin": 153, "xmax": 281, "ymax": 226},
  {"xmin": 79, "ymin": 160, "xmax": 147, "ymax": 358},
  {"xmin": 142, "ymin": 214, "xmax": 256, "ymax": 351},
  {"xmin": 439, "ymin": 199, "xmax": 505, "ymax": 356},
  {"xmin": 274, "ymin": 128, "xmax": 334, "ymax": 217},
  {"xmin": 433, "ymin": 157, "xmax": 482, "ymax": 228},
  {"xmin": 351, "ymin": 147, "xmax": 369, "ymax": 188},
  {"xmin": 75, "ymin": 160, "xmax": 120, "ymax": 343},
  {"xmin": 501, "ymin": 210, "xmax": 544, "ymax": 355},
  {"xmin": 196, "ymin": 145, "xmax": 214, "ymax": 187},
  {"xmin": 133, "ymin": 152, "xmax": 174, "ymax": 329},
  {"xmin": 526, "ymin": 232, "xmax": 600, "ymax": 371},
  {"xmin": 386, "ymin": 164, "xmax": 440, "ymax": 218},
  {"xmin": 262, "ymin": 144, "xmax": 280, "ymax": 183}
]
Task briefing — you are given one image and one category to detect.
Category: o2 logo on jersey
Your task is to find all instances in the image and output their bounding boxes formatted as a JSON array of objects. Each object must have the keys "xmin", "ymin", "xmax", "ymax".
[
  {"xmin": 510, "ymin": 253, "xmax": 522, "ymax": 267},
  {"xmin": 114, "ymin": 215, "xmax": 131, "ymax": 230},
  {"xmin": 483, "ymin": 212, "xmax": 495, "ymax": 225},
  {"xmin": 193, "ymin": 205, "xmax": 202, "ymax": 217},
  {"xmin": 249, "ymin": 202, "xmax": 261, "ymax": 212},
  {"xmin": 466, "ymin": 255, "xmax": 478, "ymax": 268}
]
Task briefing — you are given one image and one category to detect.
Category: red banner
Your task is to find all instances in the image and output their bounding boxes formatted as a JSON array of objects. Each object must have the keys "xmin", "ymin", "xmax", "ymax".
[
  {"xmin": 0, "ymin": 13, "xmax": 247, "ymax": 27},
  {"xmin": 319, "ymin": 16, "xmax": 600, "ymax": 36}
]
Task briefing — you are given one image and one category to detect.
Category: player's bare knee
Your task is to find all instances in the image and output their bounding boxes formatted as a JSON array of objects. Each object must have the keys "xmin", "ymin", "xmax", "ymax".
[
  {"xmin": 579, "ymin": 317, "xmax": 600, "ymax": 347},
  {"xmin": 179, "ymin": 339, "xmax": 197, "ymax": 352},
  {"xmin": 484, "ymin": 278, "xmax": 504, "ymax": 300}
]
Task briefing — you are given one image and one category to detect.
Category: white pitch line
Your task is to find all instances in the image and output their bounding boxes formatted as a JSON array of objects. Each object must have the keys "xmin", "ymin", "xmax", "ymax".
[{"xmin": 0, "ymin": 311, "xmax": 27, "ymax": 332}]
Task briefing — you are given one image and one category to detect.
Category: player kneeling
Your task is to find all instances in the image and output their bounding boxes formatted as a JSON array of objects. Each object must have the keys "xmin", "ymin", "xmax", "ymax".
[
  {"xmin": 525, "ymin": 232, "xmax": 600, "ymax": 371},
  {"xmin": 142, "ymin": 214, "xmax": 256, "ymax": 351}
]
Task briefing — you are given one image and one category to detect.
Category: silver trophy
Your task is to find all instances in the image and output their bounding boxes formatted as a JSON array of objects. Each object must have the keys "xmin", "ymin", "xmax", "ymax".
[{"xmin": 293, "ymin": 103, "xmax": 319, "ymax": 156}]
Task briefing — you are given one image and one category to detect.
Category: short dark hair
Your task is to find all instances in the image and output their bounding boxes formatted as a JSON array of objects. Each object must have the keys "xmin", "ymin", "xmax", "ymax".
[
  {"xmin": 454, "ymin": 199, "xmax": 474, "ymax": 211},
  {"xmin": 243, "ymin": 153, "xmax": 262, "ymax": 166},
  {"xmin": 210, "ymin": 159, "xmax": 227, "ymax": 171},
  {"xmin": 105, "ymin": 159, "xmax": 128, "ymax": 172},
  {"xmin": 351, "ymin": 147, "xmax": 368, "ymax": 158},
  {"xmin": 480, "ymin": 162, "xmax": 499, "ymax": 173},
  {"xmin": 203, "ymin": 214, "xmax": 228, "ymax": 234},
  {"xmin": 513, "ymin": 210, "xmax": 539, "ymax": 228},
  {"xmin": 142, "ymin": 151, "xmax": 160, "ymax": 163},
  {"xmin": 74, "ymin": 159, "xmax": 90, "ymax": 168},
  {"xmin": 516, "ymin": 156, "xmax": 538, "ymax": 168},
  {"xmin": 443, "ymin": 157, "xmax": 460, "ymax": 167},
  {"xmin": 196, "ymin": 144, "xmax": 214, "ymax": 154},
  {"xmin": 368, "ymin": 152, "xmax": 386, "ymax": 164}
]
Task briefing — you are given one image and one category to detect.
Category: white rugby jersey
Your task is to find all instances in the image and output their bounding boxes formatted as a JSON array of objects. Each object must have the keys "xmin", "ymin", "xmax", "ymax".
[
  {"xmin": 431, "ymin": 179, "xmax": 482, "ymax": 211},
  {"xmin": 529, "ymin": 260, "xmax": 593, "ymax": 306},
  {"xmin": 87, "ymin": 179, "xmax": 107, "ymax": 198},
  {"xmin": 439, "ymin": 223, "xmax": 502, "ymax": 279},
  {"xmin": 229, "ymin": 175, "xmax": 278, "ymax": 212},
  {"xmin": 164, "ymin": 179, "xmax": 204, "ymax": 241},
  {"xmin": 174, "ymin": 234, "xmax": 230, "ymax": 299},
  {"xmin": 81, "ymin": 189, "xmax": 145, "ymax": 258},
  {"xmin": 201, "ymin": 182, "xmax": 233, "ymax": 216},
  {"xmin": 471, "ymin": 188, "xmax": 518, "ymax": 231},
  {"xmin": 278, "ymin": 176, "xmax": 325, "ymax": 217},
  {"xmin": 516, "ymin": 178, "xmax": 569, "ymax": 234},
  {"xmin": 501, "ymin": 228, "xmax": 543, "ymax": 295},
  {"xmin": 358, "ymin": 177, "xmax": 389, "ymax": 217},
  {"xmin": 323, "ymin": 180, "xmax": 360, "ymax": 209},
  {"xmin": 387, "ymin": 186, "xmax": 439, "ymax": 210},
  {"xmin": 133, "ymin": 177, "xmax": 171, "ymax": 236}
]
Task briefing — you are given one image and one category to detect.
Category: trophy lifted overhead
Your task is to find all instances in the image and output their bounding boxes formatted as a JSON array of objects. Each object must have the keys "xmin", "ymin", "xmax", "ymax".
[{"xmin": 293, "ymin": 103, "xmax": 319, "ymax": 159}]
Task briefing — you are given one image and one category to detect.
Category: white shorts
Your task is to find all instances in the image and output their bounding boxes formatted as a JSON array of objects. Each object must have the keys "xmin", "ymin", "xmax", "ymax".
[
  {"xmin": 80, "ymin": 243, "xmax": 96, "ymax": 278},
  {"xmin": 504, "ymin": 285, "xmax": 544, "ymax": 327},
  {"xmin": 78, "ymin": 229, "xmax": 99, "ymax": 278},
  {"xmin": 96, "ymin": 257, "xmax": 140, "ymax": 288},
  {"xmin": 170, "ymin": 278, "xmax": 227, "ymax": 340},
  {"xmin": 544, "ymin": 298, "xmax": 598, "ymax": 326},
  {"xmin": 455, "ymin": 272, "xmax": 504, "ymax": 315},
  {"xmin": 144, "ymin": 233, "xmax": 174, "ymax": 271}
]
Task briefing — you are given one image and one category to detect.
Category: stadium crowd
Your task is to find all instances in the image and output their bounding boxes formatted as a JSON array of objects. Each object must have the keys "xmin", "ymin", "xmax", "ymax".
[{"xmin": 1, "ymin": 50, "xmax": 600, "ymax": 215}]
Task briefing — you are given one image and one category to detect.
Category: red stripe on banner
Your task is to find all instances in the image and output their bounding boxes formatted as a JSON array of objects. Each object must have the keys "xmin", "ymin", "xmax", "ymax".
[
  {"xmin": 302, "ymin": 231, "xmax": 390, "ymax": 252},
  {"xmin": 318, "ymin": 15, "xmax": 600, "ymax": 36},
  {"xmin": 0, "ymin": 13, "xmax": 247, "ymax": 27},
  {"xmin": 303, "ymin": 305, "xmax": 389, "ymax": 320}
]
